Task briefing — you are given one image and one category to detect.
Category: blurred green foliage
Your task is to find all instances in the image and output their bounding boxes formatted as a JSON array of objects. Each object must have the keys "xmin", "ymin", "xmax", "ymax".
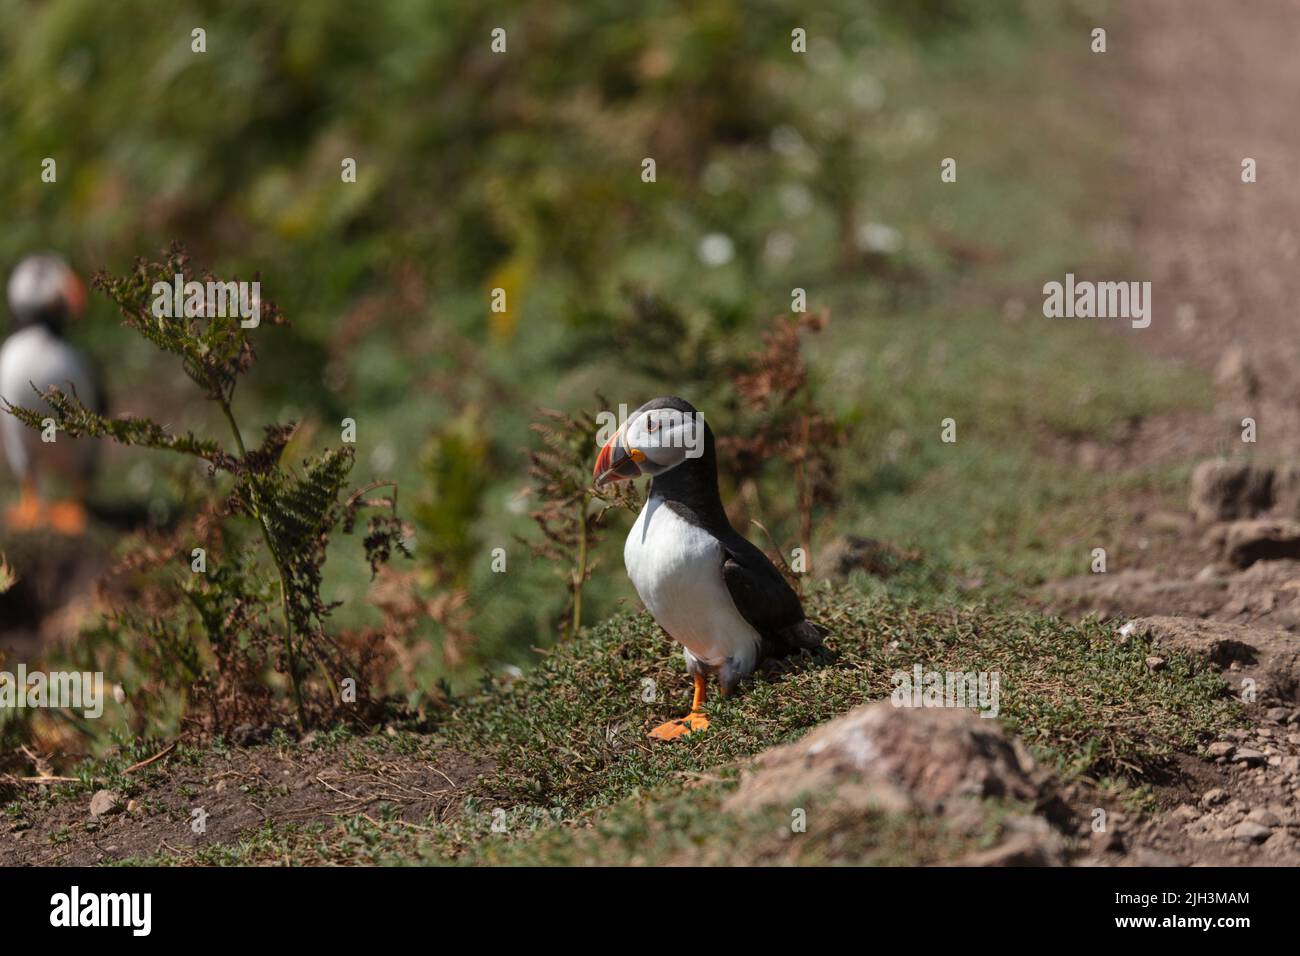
[{"xmin": 3, "ymin": 0, "xmax": 1197, "ymax": 706}]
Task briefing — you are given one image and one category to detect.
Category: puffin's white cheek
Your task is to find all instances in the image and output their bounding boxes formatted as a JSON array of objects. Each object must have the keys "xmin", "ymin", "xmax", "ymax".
[{"xmin": 643, "ymin": 443, "xmax": 686, "ymax": 473}]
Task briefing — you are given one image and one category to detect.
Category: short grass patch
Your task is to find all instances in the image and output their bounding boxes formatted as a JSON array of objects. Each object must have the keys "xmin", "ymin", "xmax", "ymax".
[
  {"xmin": 78, "ymin": 581, "xmax": 1239, "ymax": 866},
  {"xmin": 445, "ymin": 585, "xmax": 1239, "ymax": 815}
]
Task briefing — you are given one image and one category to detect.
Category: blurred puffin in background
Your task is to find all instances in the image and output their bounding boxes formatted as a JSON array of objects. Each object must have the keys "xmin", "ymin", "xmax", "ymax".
[
  {"xmin": 594, "ymin": 396, "xmax": 825, "ymax": 740},
  {"xmin": 0, "ymin": 253, "xmax": 99, "ymax": 535}
]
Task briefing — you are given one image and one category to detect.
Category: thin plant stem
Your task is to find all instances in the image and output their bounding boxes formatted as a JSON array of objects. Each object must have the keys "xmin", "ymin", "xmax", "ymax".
[{"xmin": 218, "ymin": 398, "xmax": 307, "ymax": 730}]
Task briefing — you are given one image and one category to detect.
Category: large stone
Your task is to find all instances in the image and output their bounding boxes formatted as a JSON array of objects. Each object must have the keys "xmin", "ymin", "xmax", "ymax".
[
  {"xmin": 815, "ymin": 535, "xmax": 920, "ymax": 579},
  {"xmin": 1231, "ymin": 821, "xmax": 1271, "ymax": 843},
  {"xmin": 1245, "ymin": 808, "xmax": 1281, "ymax": 828},
  {"xmin": 1188, "ymin": 460, "xmax": 1273, "ymax": 523},
  {"xmin": 726, "ymin": 701, "xmax": 1041, "ymax": 816},
  {"xmin": 88, "ymin": 789, "xmax": 122, "ymax": 818},
  {"xmin": 723, "ymin": 701, "xmax": 1067, "ymax": 864},
  {"xmin": 1270, "ymin": 466, "xmax": 1300, "ymax": 520},
  {"xmin": 1219, "ymin": 519, "xmax": 1300, "ymax": 568},
  {"xmin": 1124, "ymin": 616, "xmax": 1300, "ymax": 703}
]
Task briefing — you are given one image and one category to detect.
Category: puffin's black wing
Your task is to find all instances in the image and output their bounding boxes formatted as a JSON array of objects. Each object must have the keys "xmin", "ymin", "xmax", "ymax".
[{"xmin": 719, "ymin": 533, "xmax": 824, "ymax": 657}]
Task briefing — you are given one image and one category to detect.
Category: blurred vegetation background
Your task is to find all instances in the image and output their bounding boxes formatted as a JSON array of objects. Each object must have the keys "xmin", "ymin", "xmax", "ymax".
[{"xmin": 0, "ymin": 0, "xmax": 1206, "ymax": 745}]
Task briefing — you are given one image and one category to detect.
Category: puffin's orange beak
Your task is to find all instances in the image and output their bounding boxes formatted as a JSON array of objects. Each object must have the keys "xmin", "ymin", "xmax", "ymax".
[
  {"xmin": 594, "ymin": 431, "xmax": 644, "ymax": 487},
  {"xmin": 63, "ymin": 272, "xmax": 87, "ymax": 318}
]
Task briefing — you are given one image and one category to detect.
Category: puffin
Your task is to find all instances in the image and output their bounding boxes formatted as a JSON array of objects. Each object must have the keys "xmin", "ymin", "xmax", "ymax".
[
  {"xmin": 594, "ymin": 396, "xmax": 825, "ymax": 740},
  {"xmin": 0, "ymin": 253, "xmax": 98, "ymax": 535}
]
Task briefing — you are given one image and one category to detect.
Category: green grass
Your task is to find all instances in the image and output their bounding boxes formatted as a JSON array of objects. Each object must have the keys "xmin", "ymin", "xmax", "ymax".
[
  {"xmin": 427, "ymin": 584, "xmax": 1238, "ymax": 864},
  {"xmin": 445, "ymin": 586, "xmax": 1238, "ymax": 810},
  {"xmin": 102, "ymin": 582, "xmax": 1236, "ymax": 865}
]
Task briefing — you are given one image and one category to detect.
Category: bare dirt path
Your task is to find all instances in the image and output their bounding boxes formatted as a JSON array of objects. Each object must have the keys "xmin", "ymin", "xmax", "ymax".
[
  {"xmin": 1052, "ymin": 0, "xmax": 1300, "ymax": 864},
  {"xmin": 1121, "ymin": 0, "xmax": 1300, "ymax": 449}
]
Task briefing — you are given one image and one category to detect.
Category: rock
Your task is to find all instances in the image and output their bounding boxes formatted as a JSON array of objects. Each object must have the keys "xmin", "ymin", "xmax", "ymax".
[
  {"xmin": 1220, "ymin": 519, "xmax": 1300, "ymax": 568},
  {"xmin": 724, "ymin": 701, "xmax": 1064, "ymax": 864},
  {"xmin": 1188, "ymin": 816, "xmax": 1226, "ymax": 840},
  {"xmin": 1245, "ymin": 808, "xmax": 1281, "ymax": 828},
  {"xmin": 126, "ymin": 799, "xmax": 140, "ymax": 814},
  {"xmin": 815, "ymin": 535, "xmax": 921, "ymax": 579},
  {"xmin": 1263, "ymin": 831, "xmax": 1296, "ymax": 855},
  {"xmin": 1206, "ymin": 741, "xmax": 1235, "ymax": 759},
  {"xmin": 1201, "ymin": 787, "xmax": 1229, "ymax": 807},
  {"xmin": 1266, "ymin": 707, "xmax": 1292, "ymax": 723},
  {"xmin": 1231, "ymin": 821, "xmax": 1272, "ymax": 843},
  {"xmin": 1216, "ymin": 808, "xmax": 1245, "ymax": 827},
  {"xmin": 1145, "ymin": 656, "xmax": 1167, "ymax": 672},
  {"xmin": 89, "ymin": 790, "xmax": 122, "ymax": 818},
  {"xmin": 1188, "ymin": 460, "xmax": 1273, "ymax": 524},
  {"xmin": 1233, "ymin": 748, "xmax": 1267, "ymax": 766},
  {"xmin": 1123, "ymin": 617, "xmax": 1300, "ymax": 703},
  {"xmin": 1172, "ymin": 804, "xmax": 1201, "ymax": 823},
  {"xmin": 1128, "ymin": 845, "xmax": 1179, "ymax": 866},
  {"xmin": 1270, "ymin": 466, "xmax": 1300, "ymax": 521},
  {"xmin": 728, "ymin": 701, "xmax": 1042, "ymax": 815}
]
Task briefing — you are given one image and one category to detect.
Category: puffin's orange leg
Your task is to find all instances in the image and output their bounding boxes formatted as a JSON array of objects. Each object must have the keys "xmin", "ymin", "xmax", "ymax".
[
  {"xmin": 648, "ymin": 673, "xmax": 710, "ymax": 740},
  {"xmin": 5, "ymin": 479, "xmax": 44, "ymax": 532},
  {"xmin": 47, "ymin": 499, "xmax": 88, "ymax": 536}
]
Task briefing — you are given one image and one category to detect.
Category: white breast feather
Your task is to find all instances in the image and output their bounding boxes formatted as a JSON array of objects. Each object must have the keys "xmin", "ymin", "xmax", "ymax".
[
  {"xmin": 624, "ymin": 495, "xmax": 760, "ymax": 670},
  {"xmin": 0, "ymin": 326, "xmax": 97, "ymax": 482}
]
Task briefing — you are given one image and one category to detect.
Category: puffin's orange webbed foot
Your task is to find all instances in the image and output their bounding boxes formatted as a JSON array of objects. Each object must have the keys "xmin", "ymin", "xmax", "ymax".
[
  {"xmin": 648, "ymin": 711, "xmax": 709, "ymax": 740},
  {"xmin": 648, "ymin": 673, "xmax": 710, "ymax": 740},
  {"xmin": 47, "ymin": 500, "xmax": 88, "ymax": 536},
  {"xmin": 5, "ymin": 482, "xmax": 44, "ymax": 532}
]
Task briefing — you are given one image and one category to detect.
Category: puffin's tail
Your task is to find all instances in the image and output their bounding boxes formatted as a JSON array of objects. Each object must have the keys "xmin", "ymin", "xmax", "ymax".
[
  {"xmin": 765, "ymin": 619, "xmax": 827, "ymax": 659},
  {"xmin": 790, "ymin": 619, "xmax": 829, "ymax": 648}
]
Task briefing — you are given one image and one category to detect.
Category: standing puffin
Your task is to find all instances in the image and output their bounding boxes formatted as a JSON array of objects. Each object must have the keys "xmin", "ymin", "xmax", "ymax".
[
  {"xmin": 594, "ymin": 396, "xmax": 824, "ymax": 739},
  {"xmin": 0, "ymin": 253, "xmax": 98, "ymax": 535}
]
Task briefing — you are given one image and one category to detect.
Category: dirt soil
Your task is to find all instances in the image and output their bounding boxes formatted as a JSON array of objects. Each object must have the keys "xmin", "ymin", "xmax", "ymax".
[
  {"xmin": 0, "ymin": 740, "xmax": 491, "ymax": 866},
  {"xmin": 1039, "ymin": 0, "xmax": 1300, "ymax": 864}
]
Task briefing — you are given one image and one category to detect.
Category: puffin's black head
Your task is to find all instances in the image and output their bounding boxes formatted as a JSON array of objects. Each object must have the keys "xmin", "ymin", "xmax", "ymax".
[
  {"xmin": 595, "ymin": 398, "xmax": 717, "ymax": 494},
  {"xmin": 7, "ymin": 253, "xmax": 86, "ymax": 333}
]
